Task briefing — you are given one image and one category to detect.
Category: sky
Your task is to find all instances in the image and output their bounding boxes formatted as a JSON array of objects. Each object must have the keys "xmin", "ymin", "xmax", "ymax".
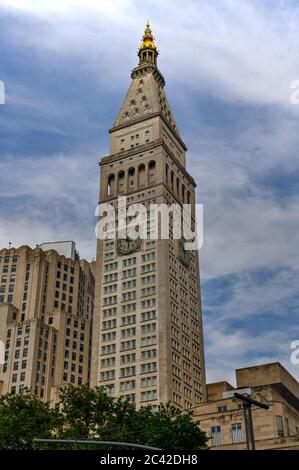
[{"xmin": 1, "ymin": 0, "xmax": 299, "ymax": 385}]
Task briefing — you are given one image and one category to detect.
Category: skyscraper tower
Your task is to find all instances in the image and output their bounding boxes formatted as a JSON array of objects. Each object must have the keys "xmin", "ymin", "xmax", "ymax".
[
  {"xmin": 0, "ymin": 242, "xmax": 94, "ymax": 403},
  {"xmin": 91, "ymin": 22, "xmax": 206, "ymax": 409}
]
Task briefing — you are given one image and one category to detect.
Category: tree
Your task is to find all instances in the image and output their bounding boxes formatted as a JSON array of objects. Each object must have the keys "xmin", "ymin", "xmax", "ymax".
[
  {"xmin": 58, "ymin": 384, "xmax": 116, "ymax": 439},
  {"xmin": 0, "ymin": 392, "xmax": 62, "ymax": 450},
  {"xmin": 0, "ymin": 386, "xmax": 208, "ymax": 450},
  {"xmin": 57, "ymin": 385, "xmax": 207, "ymax": 450},
  {"xmin": 139, "ymin": 403, "xmax": 208, "ymax": 450}
]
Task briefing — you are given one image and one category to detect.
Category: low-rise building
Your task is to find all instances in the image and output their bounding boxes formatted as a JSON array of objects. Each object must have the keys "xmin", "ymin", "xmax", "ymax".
[{"xmin": 193, "ymin": 363, "xmax": 299, "ymax": 450}]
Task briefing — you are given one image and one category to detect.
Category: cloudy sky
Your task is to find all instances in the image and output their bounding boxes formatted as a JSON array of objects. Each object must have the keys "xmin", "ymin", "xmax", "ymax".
[{"xmin": 1, "ymin": 0, "xmax": 299, "ymax": 385}]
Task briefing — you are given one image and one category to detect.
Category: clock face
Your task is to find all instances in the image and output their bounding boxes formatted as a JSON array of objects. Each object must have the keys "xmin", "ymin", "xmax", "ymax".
[
  {"xmin": 117, "ymin": 236, "xmax": 141, "ymax": 255},
  {"xmin": 179, "ymin": 239, "xmax": 190, "ymax": 268}
]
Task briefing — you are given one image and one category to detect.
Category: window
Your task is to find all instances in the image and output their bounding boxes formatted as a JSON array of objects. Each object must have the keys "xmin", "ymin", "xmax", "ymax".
[
  {"xmin": 120, "ymin": 366, "xmax": 136, "ymax": 378},
  {"xmin": 211, "ymin": 426, "xmax": 221, "ymax": 447},
  {"xmin": 140, "ymin": 390, "xmax": 157, "ymax": 402},
  {"xmin": 232, "ymin": 423, "xmax": 243, "ymax": 443},
  {"xmin": 140, "ymin": 336, "xmax": 157, "ymax": 347},
  {"xmin": 141, "ymin": 349, "xmax": 157, "ymax": 360},
  {"xmin": 285, "ymin": 417, "xmax": 290, "ymax": 436},
  {"xmin": 100, "ymin": 370, "xmax": 115, "ymax": 381},
  {"xmin": 141, "ymin": 376, "xmax": 157, "ymax": 388},
  {"xmin": 275, "ymin": 415, "xmax": 284, "ymax": 437},
  {"xmin": 218, "ymin": 405, "xmax": 227, "ymax": 413},
  {"xmin": 120, "ymin": 393, "xmax": 135, "ymax": 403},
  {"xmin": 141, "ymin": 362, "xmax": 157, "ymax": 374},
  {"xmin": 120, "ymin": 340, "xmax": 136, "ymax": 351},
  {"xmin": 120, "ymin": 380, "xmax": 135, "ymax": 392}
]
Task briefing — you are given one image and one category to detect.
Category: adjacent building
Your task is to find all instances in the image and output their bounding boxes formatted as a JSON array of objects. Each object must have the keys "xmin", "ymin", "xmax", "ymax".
[
  {"xmin": 0, "ymin": 242, "xmax": 95, "ymax": 403},
  {"xmin": 193, "ymin": 362, "xmax": 299, "ymax": 450},
  {"xmin": 91, "ymin": 22, "xmax": 206, "ymax": 409}
]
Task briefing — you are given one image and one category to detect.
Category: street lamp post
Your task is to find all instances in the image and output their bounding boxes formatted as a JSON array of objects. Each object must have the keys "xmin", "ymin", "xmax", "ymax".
[{"xmin": 234, "ymin": 392, "xmax": 270, "ymax": 451}]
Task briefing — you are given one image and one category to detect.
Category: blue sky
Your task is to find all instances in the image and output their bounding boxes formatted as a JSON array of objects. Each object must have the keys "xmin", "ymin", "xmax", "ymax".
[{"xmin": 1, "ymin": 0, "xmax": 299, "ymax": 385}]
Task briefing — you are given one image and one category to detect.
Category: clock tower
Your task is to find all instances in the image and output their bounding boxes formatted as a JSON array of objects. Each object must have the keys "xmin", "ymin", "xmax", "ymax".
[{"xmin": 91, "ymin": 22, "xmax": 206, "ymax": 409}]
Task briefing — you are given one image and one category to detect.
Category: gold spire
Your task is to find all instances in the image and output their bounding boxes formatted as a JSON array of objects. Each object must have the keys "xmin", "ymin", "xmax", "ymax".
[{"xmin": 139, "ymin": 20, "xmax": 157, "ymax": 51}]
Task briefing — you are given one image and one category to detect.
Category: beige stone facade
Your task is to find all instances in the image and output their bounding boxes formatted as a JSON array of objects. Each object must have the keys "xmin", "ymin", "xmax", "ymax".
[
  {"xmin": 90, "ymin": 23, "xmax": 206, "ymax": 409},
  {"xmin": 0, "ymin": 243, "xmax": 94, "ymax": 403},
  {"xmin": 193, "ymin": 363, "xmax": 299, "ymax": 450}
]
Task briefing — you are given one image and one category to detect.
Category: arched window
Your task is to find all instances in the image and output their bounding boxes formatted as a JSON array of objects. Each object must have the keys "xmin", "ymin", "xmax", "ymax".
[
  {"xmin": 166, "ymin": 164, "xmax": 169, "ymax": 186},
  {"xmin": 107, "ymin": 174, "xmax": 115, "ymax": 197},
  {"xmin": 171, "ymin": 171, "xmax": 174, "ymax": 191},
  {"xmin": 148, "ymin": 160, "xmax": 156, "ymax": 184},
  {"xmin": 128, "ymin": 167, "xmax": 135, "ymax": 191},
  {"xmin": 138, "ymin": 164, "xmax": 146, "ymax": 187},
  {"xmin": 118, "ymin": 170, "xmax": 125, "ymax": 194},
  {"xmin": 182, "ymin": 184, "xmax": 186, "ymax": 204},
  {"xmin": 176, "ymin": 177, "xmax": 180, "ymax": 198},
  {"xmin": 187, "ymin": 190, "xmax": 191, "ymax": 204}
]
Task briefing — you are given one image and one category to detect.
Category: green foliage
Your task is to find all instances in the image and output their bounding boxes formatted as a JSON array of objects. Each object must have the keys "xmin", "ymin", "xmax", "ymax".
[
  {"xmin": 0, "ymin": 392, "xmax": 62, "ymax": 450},
  {"xmin": 57, "ymin": 385, "xmax": 207, "ymax": 450},
  {"xmin": 0, "ymin": 385, "xmax": 208, "ymax": 450}
]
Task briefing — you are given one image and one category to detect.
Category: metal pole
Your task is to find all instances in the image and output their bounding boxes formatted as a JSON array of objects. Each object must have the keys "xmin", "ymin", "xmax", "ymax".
[
  {"xmin": 243, "ymin": 402, "xmax": 255, "ymax": 450},
  {"xmin": 234, "ymin": 392, "xmax": 269, "ymax": 451}
]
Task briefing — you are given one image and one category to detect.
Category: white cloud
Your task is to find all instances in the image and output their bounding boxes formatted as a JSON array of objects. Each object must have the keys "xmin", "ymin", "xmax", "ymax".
[
  {"xmin": 2, "ymin": 0, "xmax": 299, "ymax": 107},
  {"xmin": 0, "ymin": 153, "xmax": 98, "ymax": 260},
  {"xmin": 205, "ymin": 323, "xmax": 299, "ymax": 384}
]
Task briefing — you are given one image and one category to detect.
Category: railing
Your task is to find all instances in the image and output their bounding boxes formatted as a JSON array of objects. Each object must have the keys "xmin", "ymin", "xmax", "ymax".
[{"xmin": 33, "ymin": 439, "xmax": 162, "ymax": 450}]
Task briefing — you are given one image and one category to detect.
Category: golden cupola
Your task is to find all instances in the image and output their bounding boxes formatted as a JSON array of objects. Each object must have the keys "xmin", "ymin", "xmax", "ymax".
[{"xmin": 138, "ymin": 20, "xmax": 158, "ymax": 66}]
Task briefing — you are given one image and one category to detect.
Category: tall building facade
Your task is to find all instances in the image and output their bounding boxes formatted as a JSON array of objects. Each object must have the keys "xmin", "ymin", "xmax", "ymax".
[
  {"xmin": 0, "ymin": 243, "xmax": 95, "ymax": 403},
  {"xmin": 91, "ymin": 23, "xmax": 206, "ymax": 409}
]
